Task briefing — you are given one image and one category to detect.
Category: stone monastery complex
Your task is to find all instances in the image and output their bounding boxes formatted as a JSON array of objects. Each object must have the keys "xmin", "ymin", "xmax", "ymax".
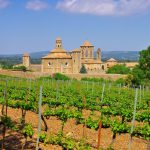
[{"xmin": 21, "ymin": 38, "xmax": 138, "ymax": 74}]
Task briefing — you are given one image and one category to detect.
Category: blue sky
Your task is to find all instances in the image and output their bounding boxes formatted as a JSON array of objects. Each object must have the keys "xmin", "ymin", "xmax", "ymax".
[{"xmin": 0, "ymin": 0, "xmax": 150, "ymax": 54}]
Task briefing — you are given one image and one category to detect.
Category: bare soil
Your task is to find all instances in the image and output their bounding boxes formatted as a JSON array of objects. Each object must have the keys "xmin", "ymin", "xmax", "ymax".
[{"xmin": 0, "ymin": 106, "xmax": 148, "ymax": 150}]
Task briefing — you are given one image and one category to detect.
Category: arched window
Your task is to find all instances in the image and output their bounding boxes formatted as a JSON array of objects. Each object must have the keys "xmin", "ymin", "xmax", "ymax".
[
  {"xmin": 102, "ymin": 65, "xmax": 104, "ymax": 70},
  {"xmin": 65, "ymin": 62, "xmax": 69, "ymax": 66},
  {"xmin": 85, "ymin": 50, "xmax": 88, "ymax": 58},
  {"xmin": 48, "ymin": 62, "xmax": 51, "ymax": 66},
  {"xmin": 82, "ymin": 50, "xmax": 84, "ymax": 58},
  {"xmin": 90, "ymin": 51, "xmax": 92, "ymax": 58},
  {"xmin": 97, "ymin": 51, "xmax": 100, "ymax": 58},
  {"xmin": 78, "ymin": 55, "xmax": 80, "ymax": 61}
]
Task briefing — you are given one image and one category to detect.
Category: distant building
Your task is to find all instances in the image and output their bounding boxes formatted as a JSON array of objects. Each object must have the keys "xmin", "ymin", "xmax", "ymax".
[
  {"xmin": 119, "ymin": 62, "xmax": 138, "ymax": 69},
  {"xmin": 14, "ymin": 53, "xmax": 41, "ymax": 72},
  {"xmin": 20, "ymin": 37, "xmax": 138, "ymax": 74},
  {"xmin": 106, "ymin": 58, "xmax": 118, "ymax": 68},
  {"xmin": 23, "ymin": 53, "xmax": 30, "ymax": 68}
]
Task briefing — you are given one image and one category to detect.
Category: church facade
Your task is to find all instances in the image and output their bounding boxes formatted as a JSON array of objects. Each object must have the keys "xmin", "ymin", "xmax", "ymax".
[{"xmin": 41, "ymin": 38, "xmax": 106, "ymax": 74}]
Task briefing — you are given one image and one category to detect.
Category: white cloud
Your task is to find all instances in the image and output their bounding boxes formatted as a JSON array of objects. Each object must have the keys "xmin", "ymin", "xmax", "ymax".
[
  {"xmin": 0, "ymin": 0, "xmax": 9, "ymax": 9},
  {"xmin": 26, "ymin": 0, "xmax": 48, "ymax": 11},
  {"xmin": 56, "ymin": 0, "xmax": 150, "ymax": 16}
]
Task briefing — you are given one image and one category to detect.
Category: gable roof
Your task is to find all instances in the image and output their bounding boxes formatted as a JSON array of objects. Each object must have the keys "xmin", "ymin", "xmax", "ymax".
[{"xmin": 107, "ymin": 58, "xmax": 117, "ymax": 62}]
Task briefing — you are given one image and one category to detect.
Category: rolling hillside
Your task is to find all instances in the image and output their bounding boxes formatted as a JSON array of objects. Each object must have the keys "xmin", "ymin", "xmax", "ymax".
[{"xmin": 0, "ymin": 51, "xmax": 139, "ymax": 66}]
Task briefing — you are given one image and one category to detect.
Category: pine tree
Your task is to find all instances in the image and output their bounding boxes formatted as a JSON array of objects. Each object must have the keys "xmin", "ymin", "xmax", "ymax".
[{"xmin": 80, "ymin": 65, "xmax": 87, "ymax": 74}]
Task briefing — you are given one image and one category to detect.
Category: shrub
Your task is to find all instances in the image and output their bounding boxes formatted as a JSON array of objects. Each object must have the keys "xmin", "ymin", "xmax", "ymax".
[
  {"xmin": 115, "ymin": 78, "xmax": 125, "ymax": 85},
  {"xmin": 39, "ymin": 133, "xmax": 47, "ymax": 142},
  {"xmin": 39, "ymin": 76, "xmax": 52, "ymax": 80},
  {"xmin": 22, "ymin": 124, "xmax": 34, "ymax": 138},
  {"xmin": 53, "ymin": 73, "xmax": 70, "ymax": 81},
  {"xmin": 107, "ymin": 64, "xmax": 130, "ymax": 74},
  {"xmin": 80, "ymin": 65, "xmax": 87, "ymax": 74},
  {"xmin": 1, "ymin": 64, "xmax": 13, "ymax": 69},
  {"xmin": 13, "ymin": 66, "xmax": 27, "ymax": 72},
  {"xmin": 81, "ymin": 77, "xmax": 104, "ymax": 82}
]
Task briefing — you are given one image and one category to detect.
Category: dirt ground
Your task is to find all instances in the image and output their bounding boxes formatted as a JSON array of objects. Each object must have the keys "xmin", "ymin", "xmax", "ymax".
[{"xmin": 0, "ymin": 106, "xmax": 148, "ymax": 150}]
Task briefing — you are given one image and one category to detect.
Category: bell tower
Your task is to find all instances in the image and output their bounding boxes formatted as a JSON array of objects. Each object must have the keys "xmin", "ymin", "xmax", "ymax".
[
  {"xmin": 80, "ymin": 41, "xmax": 94, "ymax": 60},
  {"xmin": 56, "ymin": 37, "xmax": 62, "ymax": 48},
  {"xmin": 71, "ymin": 48, "xmax": 81, "ymax": 73},
  {"xmin": 97, "ymin": 48, "xmax": 102, "ymax": 61},
  {"xmin": 23, "ymin": 53, "xmax": 30, "ymax": 68}
]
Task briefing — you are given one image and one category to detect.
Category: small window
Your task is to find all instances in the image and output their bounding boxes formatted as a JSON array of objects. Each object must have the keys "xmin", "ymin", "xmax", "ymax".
[
  {"xmin": 90, "ymin": 51, "xmax": 92, "ymax": 57},
  {"xmin": 82, "ymin": 51, "xmax": 84, "ymax": 57},
  {"xmin": 85, "ymin": 49, "xmax": 88, "ymax": 57},
  {"xmin": 65, "ymin": 62, "xmax": 68, "ymax": 66},
  {"xmin": 102, "ymin": 65, "xmax": 104, "ymax": 70},
  {"xmin": 78, "ymin": 55, "xmax": 80, "ymax": 61},
  {"xmin": 48, "ymin": 62, "xmax": 51, "ymax": 66}
]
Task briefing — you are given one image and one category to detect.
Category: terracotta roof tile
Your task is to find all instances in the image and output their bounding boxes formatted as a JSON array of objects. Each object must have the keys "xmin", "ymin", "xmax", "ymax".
[{"xmin": 42, "ymin": 52, "xmax": 71, "ymax": 59}]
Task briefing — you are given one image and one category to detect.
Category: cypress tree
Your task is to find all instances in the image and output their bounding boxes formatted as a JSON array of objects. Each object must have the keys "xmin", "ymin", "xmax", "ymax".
[{"xmin": 80, "ymin": 65, "xmax": 87, "ymax": 74}]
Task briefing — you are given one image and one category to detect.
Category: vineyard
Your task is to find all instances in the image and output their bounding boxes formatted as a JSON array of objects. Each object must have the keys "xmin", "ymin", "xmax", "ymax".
[{"xmin": 0, "ymin": 76, "xmax": 149, "ymax": 150}]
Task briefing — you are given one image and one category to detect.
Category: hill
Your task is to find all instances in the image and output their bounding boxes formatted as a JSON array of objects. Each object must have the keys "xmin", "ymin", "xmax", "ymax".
[
  {"xmin": 101, "ymin": 51, "xmax": 139, "ymax": 61},
  {"xmin": 0, "ymin": 51, "xmax": 139, "ymax": 67}
]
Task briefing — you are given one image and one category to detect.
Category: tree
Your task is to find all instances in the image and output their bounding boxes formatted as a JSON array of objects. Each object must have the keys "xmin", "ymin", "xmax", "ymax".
[
  {"xmin": 139, "ymin": 46, "xmax": 150, "ymax": 79},
  {"xmin": 107, "ymin": 64, "xmax": 130, "ymax": 74},
  {"xmin": 130, "ymin": 66, "xmax": 145, "ymax": 85},
  {"xmin": 128, "ymin": 46, "xmax": 150, "ymax": 86},
  {"xmin": 80, "ymin": 65, "xmax": 87, "ymax": 74}
]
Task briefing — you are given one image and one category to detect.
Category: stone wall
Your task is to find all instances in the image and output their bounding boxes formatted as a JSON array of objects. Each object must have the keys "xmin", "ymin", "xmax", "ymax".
[
  {"xmin": 42, "ymin": 58, "xmax": 73, "ymax": 73},
  {"xmin": 0, "ymin": 69, "xmax": 126, "ymax": 80},
  {"xmin": 84, "ymin": 63, "xmax": 106, "ymax": 74},
  {"xmin": 65, "ymin": 73, "xmax": 127, "ymax": 80},
  {"xmin": 30, "ymin": 64, "xmax": 42, "ymax": 72},
  {"xmin": 0, "ymin": 70, "xmax": 48, "ymax": 79}
]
